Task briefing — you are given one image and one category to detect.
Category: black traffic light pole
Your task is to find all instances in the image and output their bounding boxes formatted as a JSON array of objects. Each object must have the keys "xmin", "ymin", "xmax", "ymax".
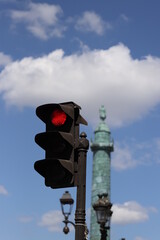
[
  {"xmin": 75, "ymin": 132, "xmax": 89, "ymax": 240},
  {"xmin": 34, "ymin": 102, "xmax": 89, "ymax": 240}
]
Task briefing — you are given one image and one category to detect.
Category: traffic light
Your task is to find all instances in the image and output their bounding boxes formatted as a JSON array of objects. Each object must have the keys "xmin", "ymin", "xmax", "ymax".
[{"xmin": 34, "ymin": 102, "xmax": 87, "ymax": 189}]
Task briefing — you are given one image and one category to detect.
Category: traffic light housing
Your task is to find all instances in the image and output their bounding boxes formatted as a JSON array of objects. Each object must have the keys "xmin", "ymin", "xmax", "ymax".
[{"xmin": 34, "ymin": 102, "xmax": 87, "ymax": 189}]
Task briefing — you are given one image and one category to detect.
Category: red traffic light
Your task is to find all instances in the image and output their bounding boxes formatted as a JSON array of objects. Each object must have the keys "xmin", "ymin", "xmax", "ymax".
[
  {"xmin": 34, "ymin": 102, "xmax": 88, "ymax": 189},
  {"xmin": 51, "ymin": 109, "xmax": 67, "ymax": 126}
]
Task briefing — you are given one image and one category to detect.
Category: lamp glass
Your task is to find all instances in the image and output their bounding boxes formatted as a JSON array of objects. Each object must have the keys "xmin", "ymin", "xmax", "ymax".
[
  {"xmin": 60, "ymin": 191, "xmax": 74, "ymax": 218},
  {"xmin": 61, "ymin": 203, "xmax": 73, "ymax": 217},
  {"xmin": 95, "ymin": 208, "xmax": 108, "ymax": 224}
]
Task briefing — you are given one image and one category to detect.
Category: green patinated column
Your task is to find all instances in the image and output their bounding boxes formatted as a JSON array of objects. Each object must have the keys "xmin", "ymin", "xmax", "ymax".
[{"xmin": 90, "ymin": 106, "xmax": 114, "ymax": 240}]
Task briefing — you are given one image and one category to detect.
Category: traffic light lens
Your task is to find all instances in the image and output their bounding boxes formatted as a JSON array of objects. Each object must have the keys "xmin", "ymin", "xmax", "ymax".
[{"xmin": 51, "ymin": 109, "xmax": 67, "ymax": 126}]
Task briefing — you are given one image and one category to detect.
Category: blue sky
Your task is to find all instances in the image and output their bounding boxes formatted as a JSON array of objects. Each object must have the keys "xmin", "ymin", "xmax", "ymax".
[{"xmin": 0, "ymin": 0, "xmax": 160, "ymax": 240}]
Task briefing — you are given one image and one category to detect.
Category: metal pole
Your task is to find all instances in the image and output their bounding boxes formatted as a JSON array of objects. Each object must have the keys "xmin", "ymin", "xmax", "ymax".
[
  {"xmin": 75, "ymin": 132, "xmax": 89, "ymax": 240},
  {"xmin": 100, "ymin": 224, "xmax": 108, "ymax": 240}
]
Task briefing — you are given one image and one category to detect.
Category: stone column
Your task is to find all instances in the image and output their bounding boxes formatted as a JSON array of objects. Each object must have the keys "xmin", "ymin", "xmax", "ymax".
[{"xmin": 90, "ymin": 106, "xmax": 114, "ymax": 240}]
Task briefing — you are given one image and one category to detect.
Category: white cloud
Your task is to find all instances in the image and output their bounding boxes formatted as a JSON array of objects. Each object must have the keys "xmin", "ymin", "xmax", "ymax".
[
  {"xmin": 112, "ymin": 143, "xmax": 137, "ymax": 170},
  {"xmin": 0, "ymin": 44, "xmax": 160, "ymax": 127},
  {"xmin": 38, "ymin": 210, "xmax": 64, "ymax": 232},
  {"xmin": 0, "ymin": 185, "xmax": 8, "ymax": 195},
  {"xmin": 112, "ymin": 138, "xmax": 160, "ymax": 171},
  {"xmin": 10, "ymin": 2, "xmax": 65, "ymax": 40},
  {"xmin": 135, "ymin": 237, "xmax": 149, "ymax": 240},
  {"xmin": 120, "ymin": 14, "xmax": 129, "ymax": 22},
  {"xmin": 0, "ymin": 52, "xmax": 12, "ymax": 67},
  {"xmin": 19, "ymin": 216, "xmax": 33, "ymax": 223},
  {"xmin": 75, "ymin": 11, "xmax": 111, "ymax": 35},
  {"xmin": 112, "ymin": 201, "xmax": 150, "ymax": 225},
  {"xmin": 38, "ymin": 204, "xmax": 156, "ymax": 232},
  {"xmin": 155, "ymin": 138, "xmax": 160, "ymax": 150}
]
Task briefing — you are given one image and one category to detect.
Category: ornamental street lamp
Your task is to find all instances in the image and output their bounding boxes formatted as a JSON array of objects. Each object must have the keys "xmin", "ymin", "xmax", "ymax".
[
  {"xmin": 60, "ymin": 190, "xmax": 89, "ymax": 239},
  {"xmin": 93, "ymin": 193, "xmax": 112, "ymax": 240},
  {"xmin": 60, "ymin": 191, "xmax": 75, "ymax": 234}
]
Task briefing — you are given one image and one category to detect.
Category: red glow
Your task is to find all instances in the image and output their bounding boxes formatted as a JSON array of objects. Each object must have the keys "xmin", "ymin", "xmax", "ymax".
[{"xmin": 51, "ymin": 109, "xmax": 67, "ymax": 126}]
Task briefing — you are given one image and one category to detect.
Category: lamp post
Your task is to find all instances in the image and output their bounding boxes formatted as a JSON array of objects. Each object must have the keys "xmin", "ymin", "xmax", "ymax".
[
  {"xmin": 60, "ymin": 190, "xmax": 89, "ymax": 239},
  {"xmin": 60, "ymin": 132, "xmax": 89, "ymax": 240},
  {"xmin": 93, "ymin": 193, "xmax": 112, "ymax": 240},
  {"xmin": 60, "ymin": 191, "xmax": 75, "ymax": 234}
]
